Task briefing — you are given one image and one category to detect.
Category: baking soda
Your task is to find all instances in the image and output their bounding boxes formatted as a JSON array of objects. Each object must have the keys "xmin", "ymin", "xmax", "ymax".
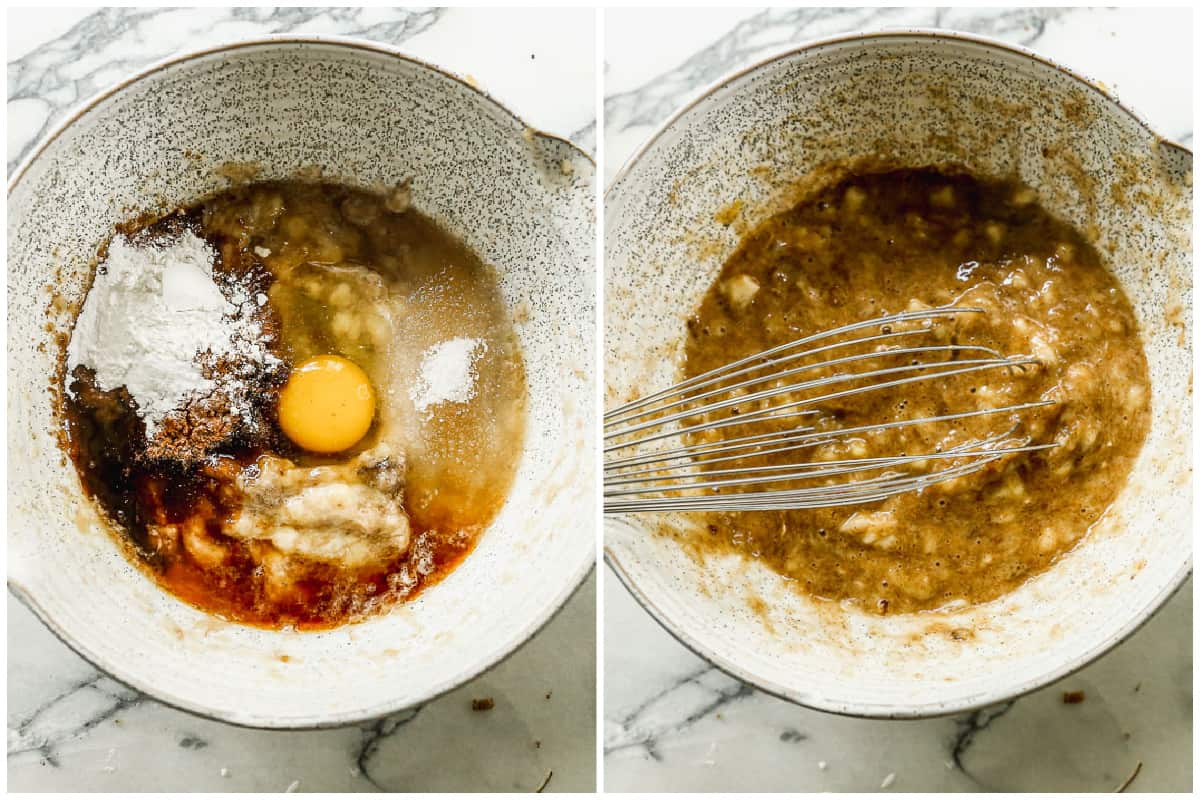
[
  {"xmin": 66, "ymin": 230, "xmax": 276, "ymax": 435},
  {"xmin": 409, "ymin": 337, "xmax": 485, "ymax": 412}
]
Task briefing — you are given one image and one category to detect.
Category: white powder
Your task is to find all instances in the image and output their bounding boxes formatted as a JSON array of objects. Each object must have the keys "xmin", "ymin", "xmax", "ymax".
[
  {"xmin": 66, "ymin": 230, "xmax": 276, "ymax": 435},
  {"xmin": 409, "ymin": 337, "xmax": 485, "ymax": 412}
]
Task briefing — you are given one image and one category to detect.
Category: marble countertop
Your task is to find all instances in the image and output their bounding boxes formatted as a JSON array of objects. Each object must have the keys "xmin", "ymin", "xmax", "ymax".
[
  {"xmin": 7, "ymin": 7, "xmax": 596, "ymax": 793},
  {"xmin": 603, "ymin": 6, "xmax": 1192, "ymax": 794}
]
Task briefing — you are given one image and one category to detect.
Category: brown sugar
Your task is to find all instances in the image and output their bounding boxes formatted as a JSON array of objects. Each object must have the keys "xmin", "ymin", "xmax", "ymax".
[{"xmin": 144, "ymin": 393, "xmax": 245, "ymax": 462}]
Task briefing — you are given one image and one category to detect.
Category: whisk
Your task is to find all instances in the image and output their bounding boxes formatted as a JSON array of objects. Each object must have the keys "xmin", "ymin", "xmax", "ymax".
[{"xmin": 604, "ymin": 306, "xmax": 1057, "ymax": 513}]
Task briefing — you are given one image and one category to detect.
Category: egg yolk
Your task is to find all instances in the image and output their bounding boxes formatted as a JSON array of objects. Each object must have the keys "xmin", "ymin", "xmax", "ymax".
[{"xmin": 277, "ymin": 355, "xmax": 376, "ymax": 453}]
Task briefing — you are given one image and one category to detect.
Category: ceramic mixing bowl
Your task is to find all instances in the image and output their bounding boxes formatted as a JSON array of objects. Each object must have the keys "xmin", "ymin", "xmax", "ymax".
[
  {"xmin": 9, "ymin": 36, "xmax": 595, "ymax": 727},
  {"xmin": 605, "ymin": 30, "xmax": 1191, "ymax": 718}
]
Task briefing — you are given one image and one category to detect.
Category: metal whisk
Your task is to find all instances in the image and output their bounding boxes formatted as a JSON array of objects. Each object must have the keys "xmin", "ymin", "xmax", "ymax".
[{"xmin": 604, "ymin": 306, "xmax": 1056, "ymax": 513}]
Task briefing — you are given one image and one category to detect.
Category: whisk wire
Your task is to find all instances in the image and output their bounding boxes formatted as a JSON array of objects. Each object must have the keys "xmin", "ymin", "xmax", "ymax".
[
  {"xmin": 606, "ymin": 356, "xmax": 1038, "ymax": 449},
  {"xmin": 606, "ymin": 440, "xmax": 1053, "ymax": 495},
  {"xmin": 603, "ymin": 342, "xmax": 1003, "ymax": 431},
  {"xmin": 604, "ymin": 306, "xmax": 986, "ymax": 420},
  {"xmin": 604, "ymin": 399, "xmax": 1053, "ymax": 474},
  {"xmin": 604, "ymin": 306, "xmax": 1056, "ymax": 513}
]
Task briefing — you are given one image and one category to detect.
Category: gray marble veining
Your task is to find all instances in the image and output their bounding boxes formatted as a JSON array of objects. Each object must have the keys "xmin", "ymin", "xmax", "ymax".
[
  {"xmin": 603, "ymin": 5, "xmax": 1191, "ymax": 793},
  {"xmin": 604, "ymin": 571, "xmax": 1191, "ymax": 793},
  {"xmin": 8, "ymin": 6, "xmax": 597, "ymax": 176},
  {"xmin": 9, "ymin": 574, "xmax": 596, "ymax": 793},
  {"xmin": 7, "ymin": 6, "xmax": 596, "ymax": 793},
  {"xmin": 607, "ymin": 8, "xmax": 1072, "ymax": 137},
  {"xmin": 8, "ymin": 7, "xmax": 439, "ymax": 175},
  {"xmin": 604, "ymin": 7, "xmax": 1192, "ymax": 183}
]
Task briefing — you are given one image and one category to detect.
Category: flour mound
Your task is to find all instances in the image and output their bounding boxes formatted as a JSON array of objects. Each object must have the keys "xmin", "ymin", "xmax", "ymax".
[{"xmin": 66, "ymin": 230, "xmax": 277, "ymax": 437}]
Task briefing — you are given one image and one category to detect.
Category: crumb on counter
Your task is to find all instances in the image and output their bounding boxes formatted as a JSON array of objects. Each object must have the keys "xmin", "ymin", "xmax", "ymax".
[{"xmin": 536, "ymin": 770, "xmax": 553, "ymax": 793}]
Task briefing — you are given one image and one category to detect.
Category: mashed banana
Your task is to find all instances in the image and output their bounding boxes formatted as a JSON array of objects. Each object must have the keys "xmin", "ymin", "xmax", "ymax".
[
  {"xmin": 227, "ymin": 446, "xmax": 411, "ymax": 568},
  {"xmin": 681, "ymin": 167, "xmax": 1151, "ymax": 614}
]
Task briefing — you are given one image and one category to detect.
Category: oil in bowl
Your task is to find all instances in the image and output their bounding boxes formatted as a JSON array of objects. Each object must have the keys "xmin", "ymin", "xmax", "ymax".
[{"xmin": 63, "ymin": 180, "xmax": 527, "ymax": 629}]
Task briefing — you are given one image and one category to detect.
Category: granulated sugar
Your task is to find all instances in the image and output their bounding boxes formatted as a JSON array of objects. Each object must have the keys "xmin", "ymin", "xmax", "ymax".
[
  {"xmin": 66, "ymin": 229, "xmax": 277, "ymax": 436},
  {"xmin": 409, "ymin": 337, "xmax": 485, "ymax": 412}
]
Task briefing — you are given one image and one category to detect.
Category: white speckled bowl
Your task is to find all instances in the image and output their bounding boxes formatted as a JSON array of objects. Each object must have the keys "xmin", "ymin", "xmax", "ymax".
[
  {"xmin": 8, "ymin": 37, "xmax": 595, "ymax": 728},
  {"xmin": 605, "ymin": 30, "xmax": 1191, "ymax": 718}
]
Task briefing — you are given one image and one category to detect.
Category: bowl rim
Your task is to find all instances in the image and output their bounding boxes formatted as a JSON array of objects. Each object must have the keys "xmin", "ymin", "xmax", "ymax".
[
  {"xmin": 8, "ymin": 33, "xmax": 595, "ymax": 194},
  {"xmin": 606, "ymin": 27, "xmax": 1191, "ymax": 203},
  {"xmin": 7, "ymin": 34, "xmax": 597, "ymax": 730},
  {"xmin": 602, "ymin": 27, "xmax": 1193, "ymax": 719}
]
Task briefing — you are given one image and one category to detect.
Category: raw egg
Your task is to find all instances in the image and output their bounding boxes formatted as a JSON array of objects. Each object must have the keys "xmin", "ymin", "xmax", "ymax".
[{"xmin": 277, "ymin": 355, "xmax": 376, "ymax": 453}]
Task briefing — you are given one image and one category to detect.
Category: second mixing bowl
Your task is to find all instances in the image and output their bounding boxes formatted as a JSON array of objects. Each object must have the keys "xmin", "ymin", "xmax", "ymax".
[{"xmin": 605, "ymin": 30, "xmax": 1191, "ymax": 718}]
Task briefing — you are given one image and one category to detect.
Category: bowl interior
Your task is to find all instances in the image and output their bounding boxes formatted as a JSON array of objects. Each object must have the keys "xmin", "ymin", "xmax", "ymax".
[
  {"xmin": 604, "ymin": 32, "xmax": 1191, "ymax": 717},
  {"xmin": 8, "ymin": 39, "xmax": 595, "ymax": 726}
]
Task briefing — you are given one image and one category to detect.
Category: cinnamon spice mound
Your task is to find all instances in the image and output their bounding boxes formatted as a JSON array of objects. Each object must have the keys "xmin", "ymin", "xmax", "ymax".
[
  {"xmin": 145, "ymin": 397, "xmax": 239, "ymax": 461},
  {"xmin": 146, "ymin": 387, "xmax": 277, "ymax": 462},
  {"xmin": 144, "ymin": 322, "xmax": 288, "ymax": 463},
  {"xmin": 136, "ymin": 218, "xmax": 288, "ymax": 463}
]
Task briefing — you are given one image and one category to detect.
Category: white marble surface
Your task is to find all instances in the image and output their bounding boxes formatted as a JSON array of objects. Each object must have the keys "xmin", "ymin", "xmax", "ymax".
[
  {"xmin": 603, "ymin": 6, "xmax": 1192, "ymax": 793},
  {"xmin": 7, "ymin": 7, "xmax": 596, "ymax": 793}
]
